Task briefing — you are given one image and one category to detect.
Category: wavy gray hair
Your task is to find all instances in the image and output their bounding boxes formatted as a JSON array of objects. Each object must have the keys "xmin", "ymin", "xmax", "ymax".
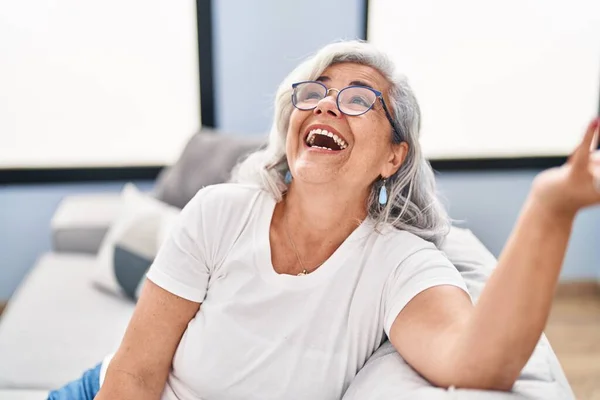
[{"xmin": 231, "ymin": 40, "xmax": 451, "ymax": 246}]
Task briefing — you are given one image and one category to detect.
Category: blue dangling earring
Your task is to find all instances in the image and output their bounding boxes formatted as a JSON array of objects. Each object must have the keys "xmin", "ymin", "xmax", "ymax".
[
  {"xmin": 284, "ymin": 170, "xmax": 293, "ymax": 184},
  {"xmin": 378, "ymin": 178, "xmax": 388, "ymax": 205}
]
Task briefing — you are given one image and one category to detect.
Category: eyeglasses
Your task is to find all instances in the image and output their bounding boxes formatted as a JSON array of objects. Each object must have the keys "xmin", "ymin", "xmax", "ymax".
[{"xmin": 291, "ymin": 80, "xmax": 403, "ymax": 141}]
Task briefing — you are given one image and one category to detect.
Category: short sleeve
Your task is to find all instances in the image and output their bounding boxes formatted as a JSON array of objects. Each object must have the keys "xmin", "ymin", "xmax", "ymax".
[
  {"xmin": 146, "ymin": 189, "xmax": 211, "ymax": 303},
  {"xmin": 383, "ymin": 246, "xmax": 469, "ymax": 336}
]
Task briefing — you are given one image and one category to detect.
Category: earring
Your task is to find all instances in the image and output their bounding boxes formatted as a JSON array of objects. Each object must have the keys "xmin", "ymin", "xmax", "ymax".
[
  {"xmin": 378, "ymin": 179, "xmax": 388, "ymax": 205},
  {"xmin": 285, "ymin": 171, "xmax": 293, "ymax": 184}
]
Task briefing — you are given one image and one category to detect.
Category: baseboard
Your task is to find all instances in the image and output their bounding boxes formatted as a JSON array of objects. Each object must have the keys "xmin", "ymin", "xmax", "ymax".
[{"xmin": 555, "ymin": 281, "xmax": 600, "ymax": 297}]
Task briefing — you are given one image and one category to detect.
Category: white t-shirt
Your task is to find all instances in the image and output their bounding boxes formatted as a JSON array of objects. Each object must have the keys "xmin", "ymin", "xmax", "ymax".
[{"xmin": 103, "ymin": 183, "xmax": 468, "ymax": 400}]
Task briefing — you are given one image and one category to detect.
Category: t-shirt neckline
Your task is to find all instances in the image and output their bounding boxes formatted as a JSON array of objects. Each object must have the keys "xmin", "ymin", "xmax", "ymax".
[{"xmin": 254, "ymin": 192, "xmax": 373, "ymax": 289}]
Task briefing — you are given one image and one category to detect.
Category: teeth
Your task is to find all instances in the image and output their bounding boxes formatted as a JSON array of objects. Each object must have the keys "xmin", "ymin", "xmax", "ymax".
[
  {"xmin": 305, "ymin": 129, "xmax": 348, "ymax": 150},
  {"xmin": 312, "ymin": 146, "xmax": 334, "ymax": 151}
]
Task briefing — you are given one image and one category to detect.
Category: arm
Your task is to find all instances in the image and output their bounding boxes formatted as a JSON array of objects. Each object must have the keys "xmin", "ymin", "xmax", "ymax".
[
  {"xmin": 389, "ymin": 118, "xmax": 600, "ymax": 390},
  {"xmin": 95, "ymin": 280, "xmax": 200, "ymax": 400}
]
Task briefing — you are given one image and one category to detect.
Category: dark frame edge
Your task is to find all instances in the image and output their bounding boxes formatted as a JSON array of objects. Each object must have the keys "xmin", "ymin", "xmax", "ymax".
[
  {"xmin": 362, "ymin": 0, "xmax": 369, "ymax": 40},
  {"xmin": 197, "ymin": 0, "xmax": 216, "ymax": 128},
  {"xmin": 430, "ymin": 156, "xmax": 567, "ymax": 172},
  {"xmin": 0, "ymin": 166, "xmax": 163, "ymax": 185}
]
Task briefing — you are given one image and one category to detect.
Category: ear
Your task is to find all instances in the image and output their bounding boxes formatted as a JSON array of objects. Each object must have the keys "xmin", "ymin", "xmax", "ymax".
[{"xmin": 382, "ymin": 141, "xmax": 409, "ymax": 178}]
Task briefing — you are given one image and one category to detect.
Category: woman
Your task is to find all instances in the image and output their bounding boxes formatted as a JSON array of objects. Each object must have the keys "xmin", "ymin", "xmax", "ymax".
[{"xmin": 49, "ymin": 40, "xmax": 600, "ymax": 400}]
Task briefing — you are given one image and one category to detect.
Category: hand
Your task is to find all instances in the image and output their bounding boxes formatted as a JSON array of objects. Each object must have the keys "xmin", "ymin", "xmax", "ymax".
[{"xmin": 531, "ymin": 118, "xmax": 600, "ymax": 219}]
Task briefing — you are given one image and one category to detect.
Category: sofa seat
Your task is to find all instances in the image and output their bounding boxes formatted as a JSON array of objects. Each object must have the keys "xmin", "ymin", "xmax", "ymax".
[
  {"xmin": 0, "ymin": 253, "xmax": 135, "ymax": 390},
  {"xmin": 0, "ymin": 390, "xmax": 55, "ymax": 399}
]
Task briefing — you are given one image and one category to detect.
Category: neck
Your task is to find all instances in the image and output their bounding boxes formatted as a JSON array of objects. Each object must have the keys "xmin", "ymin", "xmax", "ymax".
[{"xmin": 282, "ymin": 181, "xmax": 369, "ymax": 243}]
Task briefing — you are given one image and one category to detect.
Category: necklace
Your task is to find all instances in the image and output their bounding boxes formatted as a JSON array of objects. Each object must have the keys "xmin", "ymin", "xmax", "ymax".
[{"xmin": 283, "ymin": 209, "xmax": 322, "ymax": 276}]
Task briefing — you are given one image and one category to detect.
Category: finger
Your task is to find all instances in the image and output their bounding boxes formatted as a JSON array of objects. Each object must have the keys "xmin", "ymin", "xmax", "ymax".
[{"xmin": 573, "ymin": 118, "xmax": 600, "ymax": 165}]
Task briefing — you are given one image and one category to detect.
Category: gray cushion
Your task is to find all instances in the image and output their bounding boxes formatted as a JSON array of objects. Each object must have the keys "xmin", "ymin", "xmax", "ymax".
[
  {"xmin": 154, "ymin": 129, "xmax": 265, "ymax": 208},
  {"xmin": 0, "ymin": 253, "xmax": 135, "ymax": 390},
  {"xmin": 51, "ymin": 194, "xmax": 123, "ymax": 254},
  {"xmin": 342, "ymin": 226, "xmax": 575, "ymax": 400}
]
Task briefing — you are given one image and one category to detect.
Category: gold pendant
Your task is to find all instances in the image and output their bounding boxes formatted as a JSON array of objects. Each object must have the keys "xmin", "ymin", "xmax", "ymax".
[{"xmin": 297, "ymin": 269, "xmax": 307, "ymax": 276}]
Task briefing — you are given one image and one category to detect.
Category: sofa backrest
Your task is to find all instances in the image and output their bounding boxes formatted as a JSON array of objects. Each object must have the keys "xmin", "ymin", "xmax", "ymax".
[{"xmin": 154, "ymin": 128, "xmax": 266, "ymax": 208}]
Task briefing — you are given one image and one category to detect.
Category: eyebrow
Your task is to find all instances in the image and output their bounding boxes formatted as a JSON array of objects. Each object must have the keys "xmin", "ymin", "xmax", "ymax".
[{"xmin": 316, "ymin": 75, "xmax": 375, "ymax": 90}]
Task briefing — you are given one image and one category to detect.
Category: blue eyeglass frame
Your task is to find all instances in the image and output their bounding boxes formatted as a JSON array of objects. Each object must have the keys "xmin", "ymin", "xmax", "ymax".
[{"xmin": 291, "ymin": 80, "xmax": 404, "ymax": 142}]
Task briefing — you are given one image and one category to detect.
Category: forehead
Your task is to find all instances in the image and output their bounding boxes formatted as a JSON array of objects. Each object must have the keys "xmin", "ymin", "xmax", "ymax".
[{"xmin": 318, "ymin": 62, "xmax": 390, "ymax": 92}]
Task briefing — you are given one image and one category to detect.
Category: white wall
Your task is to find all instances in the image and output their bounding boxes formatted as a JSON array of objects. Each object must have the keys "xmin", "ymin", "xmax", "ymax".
[
  {"xmin": 368, "ymin": 0, "xmax": 600, "ymax": 159},
  {"xmin": 437, "ymin": 171, "xmax": 600, "ymax": 281},
  {"xmin": 0, "ymin": 1, "xmax": 200, "ymax": 168}
]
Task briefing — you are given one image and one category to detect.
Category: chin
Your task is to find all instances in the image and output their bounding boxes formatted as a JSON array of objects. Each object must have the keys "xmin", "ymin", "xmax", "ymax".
[{"xmin": 292, "ymin": 164, "xmax": 340, "ymax": 185}]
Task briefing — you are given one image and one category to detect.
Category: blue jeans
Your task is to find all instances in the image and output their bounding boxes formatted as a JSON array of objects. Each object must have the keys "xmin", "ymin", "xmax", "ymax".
[{"xmin": 47, "ymin": 363, "xmax": 101, "ymax": 400}]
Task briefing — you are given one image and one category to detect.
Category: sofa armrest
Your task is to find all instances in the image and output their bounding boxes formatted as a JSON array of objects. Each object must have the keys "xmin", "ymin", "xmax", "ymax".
[
  {"xmin": 342, "ymin": 339, "xmax": 574, "ymax": 400},
  {"xmin": 50, "ymin": 193, "xmax": 123, "ymax": 254}
]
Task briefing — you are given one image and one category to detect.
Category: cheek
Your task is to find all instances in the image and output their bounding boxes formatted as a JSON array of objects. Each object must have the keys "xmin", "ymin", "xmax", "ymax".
[
  {"xmin": 288, "ymin": 110, "xmax": 311, "ymax": 141},
  {"xmin": 350, "ymin": 115, "xmax": 390, "ymax": 155},
  {"xmin": 287, "ymin": 112, "xmax": 302, "ymax": 138},
  {"xmin": 285, "ymin": 112, "xmax": 304, "ymax": 154},
  {"xmin": 289, "ymin": 109, "xmax": 305, "ymax": 129}
]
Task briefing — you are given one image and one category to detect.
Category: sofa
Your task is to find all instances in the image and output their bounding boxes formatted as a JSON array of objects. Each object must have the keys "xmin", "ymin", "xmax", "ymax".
[{"xmin": 0, "ymin": 129, "xmax": 576, "ymax": 399}]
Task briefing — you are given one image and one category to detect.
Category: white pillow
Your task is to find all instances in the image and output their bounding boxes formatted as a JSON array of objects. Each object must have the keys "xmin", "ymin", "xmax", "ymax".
[{"xmin": 92, "ymin": 183, "xmax": 180, "ymax": 298}]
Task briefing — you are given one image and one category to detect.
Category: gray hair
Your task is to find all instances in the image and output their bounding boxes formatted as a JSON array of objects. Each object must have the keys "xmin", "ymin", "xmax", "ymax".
[{"xmin": 231, "ymin": 40, "xmax": 451, "ymax": 246}]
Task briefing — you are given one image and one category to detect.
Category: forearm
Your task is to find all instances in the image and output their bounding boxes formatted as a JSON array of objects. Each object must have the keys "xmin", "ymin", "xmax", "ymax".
[
  {"xmin": 95, "ymin": 358, "xmax": 168, "ymax": 400},
  {"xmin": 94, "ymin": 280, "xmax": 197, "ymax": 399},
  {"xmin": 451, "ymin": 194, "xmax": 574, "ymax": 389}
]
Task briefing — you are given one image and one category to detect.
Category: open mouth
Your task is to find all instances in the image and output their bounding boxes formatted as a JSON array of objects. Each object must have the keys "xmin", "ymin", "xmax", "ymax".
[{"xmin": 305, "ymin": 128, "xmax": 348, "ymax": 151}]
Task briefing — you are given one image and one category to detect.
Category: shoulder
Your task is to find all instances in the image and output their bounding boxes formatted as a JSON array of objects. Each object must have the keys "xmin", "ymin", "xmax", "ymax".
[
  {"xmin": 173, "ymin": 183, "xmax": 271, "ymax": 264},
  {"xmin": 179, "ymin": 183, "xmax": 270, "ymax": 234}
]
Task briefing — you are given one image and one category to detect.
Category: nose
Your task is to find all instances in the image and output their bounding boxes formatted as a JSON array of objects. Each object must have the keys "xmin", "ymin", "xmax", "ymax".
[{"xmin": 313, "ymin": 89, "xmax": 341, "ymax": 118}]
